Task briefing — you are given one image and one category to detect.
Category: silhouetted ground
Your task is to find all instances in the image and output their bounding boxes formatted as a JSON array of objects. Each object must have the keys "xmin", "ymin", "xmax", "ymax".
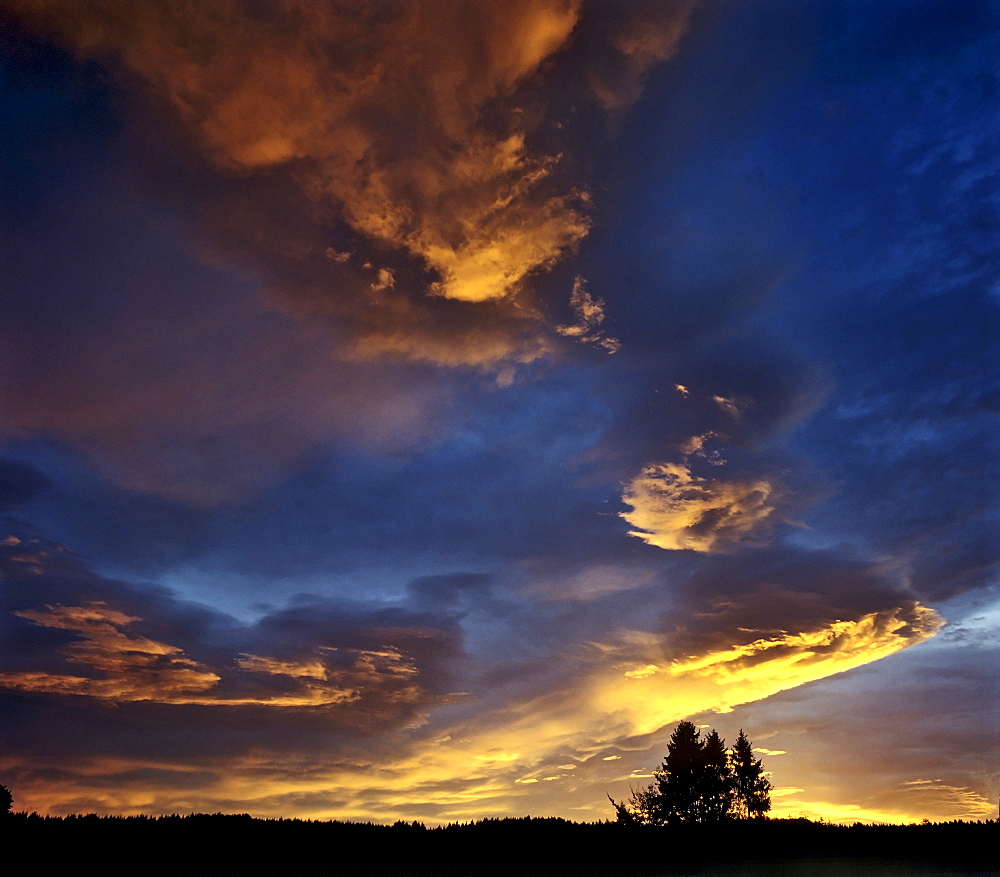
[{"xmin": 4, "ymin": 813, "xmax": 997, "ymax": 875}]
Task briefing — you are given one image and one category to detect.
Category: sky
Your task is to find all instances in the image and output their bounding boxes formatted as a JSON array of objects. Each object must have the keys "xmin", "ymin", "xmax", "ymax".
[{"xmin": 0, "ymin": 0, "xmax": 996, "ymax": 825}]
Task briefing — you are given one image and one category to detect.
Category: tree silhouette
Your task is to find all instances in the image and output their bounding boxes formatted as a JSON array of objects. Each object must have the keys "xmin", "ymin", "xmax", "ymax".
[
  {"xmin": 699, "ymin": 729, "xmax": 733, "ymax": 822},
  {"xmin": 654, "ymin": 720, "xmax": 706, "ymax": 823},
  {"xmin": 610, "ymin": 722, "xmax": 771, "ymax": 824},
  {"xmin": 612, "ymin": 721, "xmax": 711, "ymax": 825},
  {"xmin": 0, "ymin": 783, "xmax": 11, "ymax": 815},
  {"xmin": 731, "ymin": 729, "xmax": 772, "ymax": 819}
]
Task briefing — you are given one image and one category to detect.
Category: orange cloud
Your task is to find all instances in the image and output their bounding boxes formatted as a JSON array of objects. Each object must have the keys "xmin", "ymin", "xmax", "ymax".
[
  {"xmin": 588, "ymin": 603, "xmax": 943, "ymax": 736},
  {"xmin": 1, "ymin": 603, "xmax": 430, "ymax": 709},
  {"xmin": 3, "ymin": 603, "xmax": 220, "ymax": 701},
  {"xmin": 344, "ymin": 296, "xmax": 555, "ymax": 373},
  {"xmin": 263, "ymin": 602, "xmax": 942, "ymax": 822},
  {"xmin": 234, "ymin": 654, "xmax": 330, "ymax": 680},
  {"xmin": 262, "ymin": 603, "xmax": 939, "ymax": 822},
  {"xmin": 0, "ymin": 0, "xmax": 703, "ymax": 394},
  {"xmin": 13, "ymin": 0, "xmax": 589, "ymax": 306}
]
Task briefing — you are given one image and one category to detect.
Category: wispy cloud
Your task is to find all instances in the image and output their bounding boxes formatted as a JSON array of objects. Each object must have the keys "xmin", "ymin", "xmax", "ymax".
[{"xmin": 556, "ymin": 276, "xmax": 621, "ymax": 352}]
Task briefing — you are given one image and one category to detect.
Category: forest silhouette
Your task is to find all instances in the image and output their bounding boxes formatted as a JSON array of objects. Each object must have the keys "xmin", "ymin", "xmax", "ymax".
[{"xmin": 6, "ymin": 811, "xmax": 996, "ymax": 875}]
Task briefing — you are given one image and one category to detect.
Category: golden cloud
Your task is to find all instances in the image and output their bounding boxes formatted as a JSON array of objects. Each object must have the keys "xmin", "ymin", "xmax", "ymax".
[
  {"xmin": 4, "ymin": 603, "xmax": 221, "ymax": 701},
  {"xmin": 345, "ymin": 298, "xmax": 555, "ymax": 372},
  {"xmin": 235, "ymin": 654, "xmax": 330, "ymax": 680},
  {"xmin": 621, "ymin": 460, "xmax": 775, "ymax": 552},
  {"xmin": 590, "ymin": 603, "xmax": 944, "ymax": 736},
  {"xmin": 2, "ymin": 0, "xmax": 700, "ymax": 379}
]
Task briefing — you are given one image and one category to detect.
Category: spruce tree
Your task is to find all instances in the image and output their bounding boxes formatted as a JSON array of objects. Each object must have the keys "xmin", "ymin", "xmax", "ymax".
[
  {"xmin": 653, "ymin": 720, "xmax": 706, "ymax": 823},
  {"xmin": 730, "ymin": 729, "xmax": 772, "ymax": 819},
  {"xmin": 700, "ymin": 729, "xmax": 733, "ymax": 822}
]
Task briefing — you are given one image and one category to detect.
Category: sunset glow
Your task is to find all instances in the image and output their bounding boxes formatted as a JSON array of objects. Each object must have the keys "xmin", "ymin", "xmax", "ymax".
[{"xmin": 1, "ymin": 0, "xmax": 995, "ymax": 826}]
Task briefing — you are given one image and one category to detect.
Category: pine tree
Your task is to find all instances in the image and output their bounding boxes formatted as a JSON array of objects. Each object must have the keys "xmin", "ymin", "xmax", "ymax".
[{"xmin": 730, "ymin": 729, "xmax": 772, "ymax": 819}]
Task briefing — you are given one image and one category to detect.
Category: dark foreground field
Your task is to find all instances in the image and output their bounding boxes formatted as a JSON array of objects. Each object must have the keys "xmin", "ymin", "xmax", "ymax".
[{"xmin": 6, "ymin": 813, "xmax": 997, "ymax": 876}]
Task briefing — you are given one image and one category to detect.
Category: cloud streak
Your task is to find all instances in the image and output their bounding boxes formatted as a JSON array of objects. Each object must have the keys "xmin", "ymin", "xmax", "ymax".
[{"xmin": 2, "ymin": 602, "xmax": 442, "ymax": 708}]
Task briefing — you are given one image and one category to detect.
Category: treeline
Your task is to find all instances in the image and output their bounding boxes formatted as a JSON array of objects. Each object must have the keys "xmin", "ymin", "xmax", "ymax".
[{"xmin": 7, "ymin": 811, "xmax": 997, "ymax": 875}]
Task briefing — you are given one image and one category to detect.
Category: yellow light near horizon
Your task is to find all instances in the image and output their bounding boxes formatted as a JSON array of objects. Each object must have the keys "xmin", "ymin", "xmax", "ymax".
[
  {"xmin": 7, "ymin": 603, "xmax": 945, "ymax": 824},
  {"xmin": 769, "ymin": 786, "xmax": 996, "ymax": 826},
  {"xmin": 205, "ymin": 604, "xmax": 943, "ymax": 822}
]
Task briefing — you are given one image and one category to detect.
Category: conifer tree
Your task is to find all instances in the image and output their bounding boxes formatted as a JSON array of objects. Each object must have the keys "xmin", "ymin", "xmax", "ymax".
[
  {"xmin": 730, "ymin": 729, "xmax": 772, "ymax": 819},
  {"xmin": 699, "ymin": 729, "xmax": 733, "ymax": 822},
  {"xmin": 653, "ymin": 720, "xmax": 706, "ymax": 823}
]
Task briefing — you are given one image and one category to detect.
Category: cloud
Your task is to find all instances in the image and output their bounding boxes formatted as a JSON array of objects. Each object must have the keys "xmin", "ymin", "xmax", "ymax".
[
  {"xmin": 234, "ymin": 654, "xmax": 331, "ymax": 680},
  {"xmin": 3, "ymin": 602, "xmax": 223, "ymax": 702},
  {"xmin": 652, "ymin": 547, "xmax": 935, "ymax": 655},
  {"xmin": 1, "ymin": 523, "xmax": 949, "ymax": 821},
  {"xmin": 369, "ymin": 268, "xmax": 396, "ymax": 293},
  {"xmin": 556, "ymin": 276, "xmax": 620, "ymax": 353},
  {"xmin": 199, "ymin": 603, "xmax": 937, "ymax": 823},
  {"xmin": 325, "ymin": 248, "xmax": 351, "ymax": 263},
  {"xmin": 0, "ymin": 529, "xmax": 464, "ymax": 723},
  {"xmin": 308, "ymin": 599, "xmax": 941, "ymax": 822},
  {"xmin": 341, "ymin": 295, "xmax": 555, "ymax": 372},
  {"xmin": 1, "ymin": 0, "xmax": 993, "ymax": 827},
  {"xmin": 689, "ymin": 586, "xmax": 999, "ymax": 825},
  {"xmin": 1, "ymin": 0, "xmax": 700, "ymax": 382},
  {"xmin": 620, "ymin": 458, "xmax": 775, "ymax": 552},
  {"xmin": 769, "ymin": 790, "xmax": 995, "ymax": 825},
  {"xmin": 0, "ymin": 214, "xmax": 467, "ymax": 503},
  {"xmin": 3, "ymin": 602, "xmax": 423, "ymax": 708},
  {"xmin": 585, "ymin": 0, "xmax": 696, "ymax": 115},
  {"xmin": 587, "ymin": 602, "xmax": 942, "ymax": 738},
  {"xmin": 711, "ymin": 394, "xmax": 745, "ymax": 419},
  {"xmin": 10, "ymin": 0, "xmax": 591, "ymax": 306}
]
